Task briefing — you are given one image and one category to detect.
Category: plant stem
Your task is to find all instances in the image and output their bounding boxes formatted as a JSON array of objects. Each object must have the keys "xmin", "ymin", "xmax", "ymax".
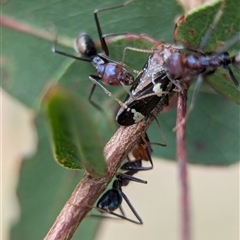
[
  {"xmin": 44, "ymin": 92, "xmax": 175, "ymax": 240},
  {"xmin": 176, "ymin": 85, "xmax": 191, "ymax": 240}
]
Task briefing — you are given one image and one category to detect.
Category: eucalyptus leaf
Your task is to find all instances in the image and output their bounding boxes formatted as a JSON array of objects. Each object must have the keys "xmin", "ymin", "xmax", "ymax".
[
  {"xmin": 43, "ymin": 84, "xmax": 106, "ymax": 177},
  {"xmin": 175, "ymin": 0, "xmax": 240, "ymax": 103}
]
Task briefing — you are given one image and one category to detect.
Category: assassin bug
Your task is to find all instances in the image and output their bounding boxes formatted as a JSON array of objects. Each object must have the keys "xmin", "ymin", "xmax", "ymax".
[
  {"xmin": 116, "ymin": 43, "xmax": 177, "ymax": 126},
  {"xmin": 94, "ymin": 133, "xmax": 154, "ymax": 224},
  {"xmin": 116, "ymin": 3, "xmax": 240, "ymax": 126},
  {"xmin": 52, "ymin": 1, "xmax": 135, "ymax": 111}
]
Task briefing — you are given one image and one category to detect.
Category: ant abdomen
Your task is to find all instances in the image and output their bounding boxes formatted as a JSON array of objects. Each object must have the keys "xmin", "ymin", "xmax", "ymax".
[
  {"xmin": 186, "ymin": 52, "xmax": 229, "ymax": 69},
  {"xmin": 164, "ymin": 52, "xmax": 185, "ymax": 79},
  {"xmin": 75, "ymin": 33, "xmax": 97, "ymax": 58},
  {"xmin": 97, "ymin": 189, "xmax": 122, "ymax": 212},
  {"xmin": 165, "ymin": 50, "xmax": 239, "ymax": 83},
  {"xmin": 184, "ymin": 54, "xmax": 207, "ymax": 69},
  {"xmin": 97, "ymin": 63, "xmax": 135, "ymax": 86}
]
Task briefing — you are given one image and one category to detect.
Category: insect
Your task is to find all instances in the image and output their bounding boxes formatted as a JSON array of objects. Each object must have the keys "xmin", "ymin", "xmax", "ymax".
[
  {"xmin": 116, "ymin": 43, "xmax": 177, "ymax": 126},
  {"xmin": 116, "ymin": 5, "xmax": 240, "ymax": 126},
  {"xmin": 162, "ymin": 3, "xmax": 240, "ymax": 117},
  {"xmin": 164, "ymin": 40, "xmax": 240, "ymax": 88},
  {"xmin": 52, "ymin": 1, "xmax": 135, "ymax": 111},
  {"xmin": 163, "ymin": 34, "xmax": 240, "ymax": 112},
  {"xmin": 95, "ymin": 133, "xmax": 153, "ymax": 224}
]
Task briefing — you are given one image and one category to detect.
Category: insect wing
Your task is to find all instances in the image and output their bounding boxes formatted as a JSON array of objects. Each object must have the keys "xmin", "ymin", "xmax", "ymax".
[{"xmin": 116, "ymin": 73, "xmax": 173, "ymax": 126}]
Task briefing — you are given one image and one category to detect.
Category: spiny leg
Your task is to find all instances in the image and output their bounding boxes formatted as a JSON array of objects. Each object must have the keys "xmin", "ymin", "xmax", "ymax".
[
  {"xmin": 89, "ymin": 75, "xmax": 128, "ymax": 109},
  {"xmin": 122, "ymin": 46, "xmax": 155, "ymax": 72}
]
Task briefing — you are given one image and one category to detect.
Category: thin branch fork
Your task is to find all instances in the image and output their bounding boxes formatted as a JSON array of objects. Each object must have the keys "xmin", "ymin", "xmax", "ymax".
[{"xmin": 44, "ymin": 100, "xmax": 167, "ymax": 240}]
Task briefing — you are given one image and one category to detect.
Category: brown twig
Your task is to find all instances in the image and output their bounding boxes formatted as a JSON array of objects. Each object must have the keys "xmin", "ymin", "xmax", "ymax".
[
  {"xmin": 176, "ymin": 85, "xmax": 191, "ymax": 240},
  {"xmin": 44, "ymin": 96, "xmax": 172, "ymax": 240}
]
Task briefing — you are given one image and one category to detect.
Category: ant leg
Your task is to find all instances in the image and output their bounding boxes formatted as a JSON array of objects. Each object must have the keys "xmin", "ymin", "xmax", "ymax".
[
  {"xmin": 105, "ymin": 209, "xmax": 142, "ymax": 224},
  {"xmin": 88, "ymin": 82, "xmax": 105, "ymax": 112},
  {"xmin": 99, "ymin": 32, "xmax": 149, "ymax": 72},
  {"xmin": 119, "ymin": 205, "xmax": 125, "ymax": 217},
  {"xmin": 199, "ymin": 1, "xmax": 224, "ymax": 50},
  {"xmin": 101, "ymin": 32, "xmax": 159, "ymax": 74},
  {"xmin": 186, "ymin": 74, "xmax": 203, "ymax": 116},
  {"xmin": 116, "ymin": 172, "xmax": 147, "ymax": 183},
  {"xmin": 94, "ymin": 0, "xmax": 134, "ymax": 56},
  {"xmin": 121, "ymin": 163, "xmax": 153, "ymax": 171},
  {"xmin": 89, "ymin": 75, "xmax": 128, "ymax": 109},
  {"xmin": 224, "ymin": 65, "xmax": 240, "ymax": 90},
  {"xmin": 122, "ymin": 46, "xmax": 154, "ymax": 73},
  {"xmin": 52, "ymin": 39, "xmax": 90, "ymax": 62},
  {"xmin": 120, "ymin": 191, "xmax": 143, "ymax": 224},
  {"xmin": 102, "ymin": 32, "xmax": 156, "ymax": 73},
  {"xmin": 188, "ymin": 69, "xmax": 218, "ymax": 113},
  {"xmin": 90, "ymin": 206, "xmax": 133, "ymax": 223},
  {"xmin": 217, "ymin": 33, "xmax": 240, "ymax": 90},
  {"xmin": 150, "ymin": 117, "xmax": 167, "ymax": 147}
]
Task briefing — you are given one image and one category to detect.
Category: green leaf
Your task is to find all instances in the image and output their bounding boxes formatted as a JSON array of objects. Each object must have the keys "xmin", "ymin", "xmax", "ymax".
[
  {"xmin": 2, "ymin": 0, "xmax": 237, "ymax": 239},
  {"xmin": 10, "ymin": 113, "xmax": 101, "ymax": 240},
  {"xmin": 174, "ymin": 0, "xmax": 240, "ymax": 103},
  {"xmin": 2, "ymin": 1, "xmax": 182, "ymax": 238},
  {"xmin": 149, "ymin": 86, "xmax": 240, "ymax": 165},
  {"xmin": 1, "ymin": 0, "xmax": 182, "ymax": 107},
  {"xmin": 43, "ymin": 84, "xmax": 106, "ymax": 177}
]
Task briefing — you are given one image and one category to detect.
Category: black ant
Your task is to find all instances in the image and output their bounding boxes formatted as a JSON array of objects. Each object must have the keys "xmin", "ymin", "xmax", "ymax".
[
  {"xmin": 52, "ymin": 1, "xmax": 135, "ymax": 111},
  {"xmin": 94, "ymin": 133, "xmax": 153, "ymax": 224},
  {"xmin": 163, "ymin": 4, "xmax": 240, "ymax": 118}
]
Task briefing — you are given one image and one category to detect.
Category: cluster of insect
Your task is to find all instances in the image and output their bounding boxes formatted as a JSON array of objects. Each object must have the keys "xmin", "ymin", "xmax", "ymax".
[{"xmin": 52, "ymin": 1, "xmax": 239, "ymax": 224}]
